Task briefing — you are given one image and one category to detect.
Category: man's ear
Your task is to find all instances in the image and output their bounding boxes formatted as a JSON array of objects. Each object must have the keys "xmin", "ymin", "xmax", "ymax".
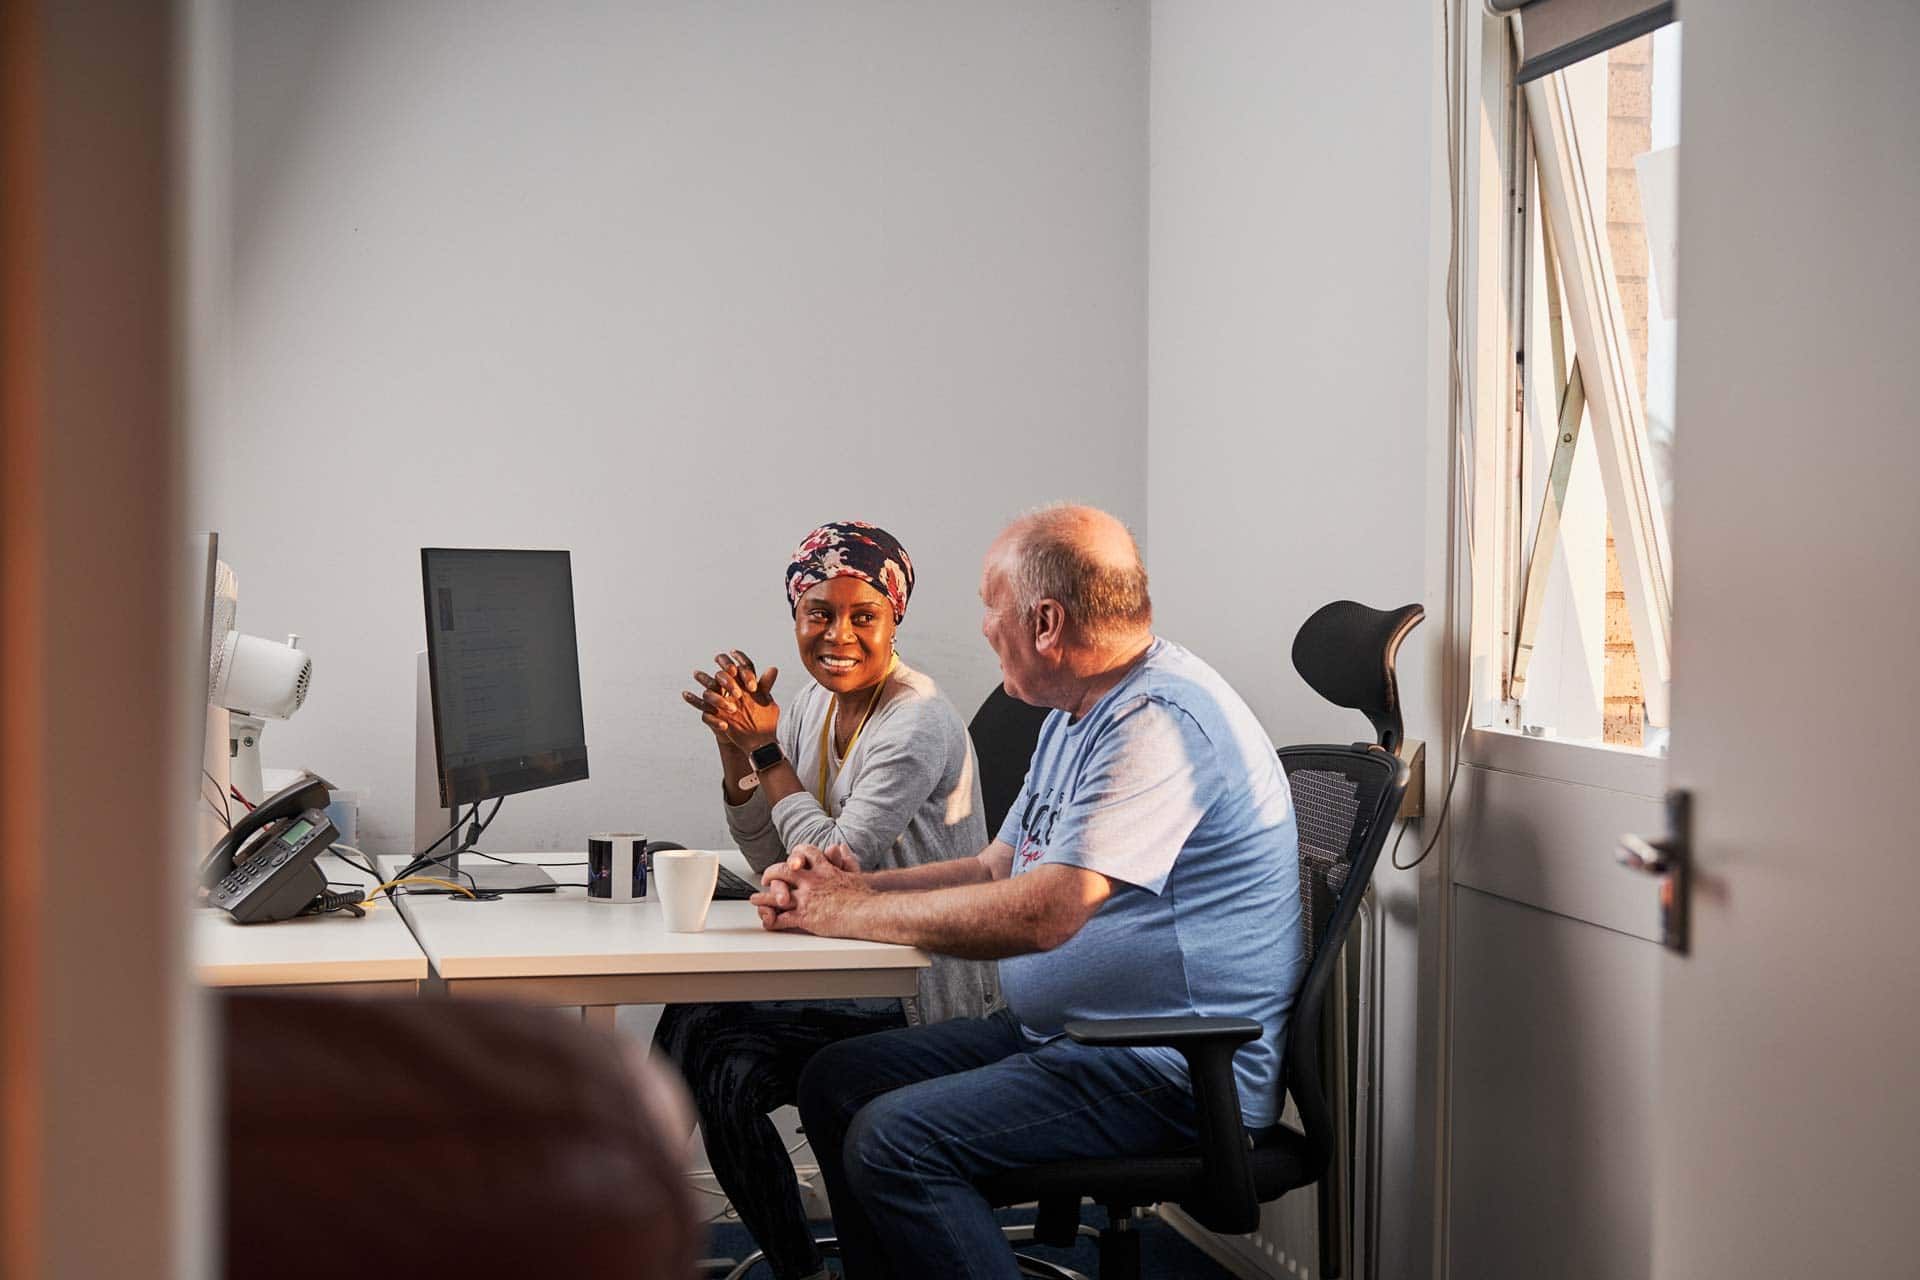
[{"xmin": 1031, "ymin": 599, "xmax": 1069, "ymax": 654}]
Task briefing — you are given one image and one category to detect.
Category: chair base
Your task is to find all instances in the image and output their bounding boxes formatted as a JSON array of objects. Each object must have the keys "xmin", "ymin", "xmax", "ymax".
[{"xmin": 713, "ymin": 1222, "xmax": 1101, "ymax": 1280}]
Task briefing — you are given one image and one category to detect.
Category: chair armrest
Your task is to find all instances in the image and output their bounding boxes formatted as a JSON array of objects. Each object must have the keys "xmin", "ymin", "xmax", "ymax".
[
  {"xmin": 1063, "ymin": 1015, "xmax": 1261, "ymax": 1049},
  {"xmin": 1063, "ymin": 1015, "xmax": 1263, "ymax": 1234}
]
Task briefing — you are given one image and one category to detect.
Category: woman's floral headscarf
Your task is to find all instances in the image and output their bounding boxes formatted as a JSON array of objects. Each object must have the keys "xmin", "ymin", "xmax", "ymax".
[{"xmin": 785, "ymin": 521, "xmax": 914, "ymax": 624}]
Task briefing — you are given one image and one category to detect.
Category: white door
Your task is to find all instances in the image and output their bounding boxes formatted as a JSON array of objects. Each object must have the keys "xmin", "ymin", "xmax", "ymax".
[{"xmin": 1652, "ymin": 4, "xmax": 1920, "ymax": 1275}]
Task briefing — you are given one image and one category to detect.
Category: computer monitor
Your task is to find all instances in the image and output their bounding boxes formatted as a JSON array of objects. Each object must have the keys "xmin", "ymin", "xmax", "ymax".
[{"xmin": 420, "ymin": 548, "xmax": 590, "ymax": 892}]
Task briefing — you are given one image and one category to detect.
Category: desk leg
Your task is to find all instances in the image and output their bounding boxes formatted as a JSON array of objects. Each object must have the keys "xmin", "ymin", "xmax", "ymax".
[{"xmin": 581, "ymin": 1005, "xmax": 617, "ymax": 1031}]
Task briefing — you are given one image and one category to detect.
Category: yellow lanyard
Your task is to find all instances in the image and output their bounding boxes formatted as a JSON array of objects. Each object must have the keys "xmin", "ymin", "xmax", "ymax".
[{"xmin": 817, "ymin": 654, "xmax": 897, "ymax": 816}]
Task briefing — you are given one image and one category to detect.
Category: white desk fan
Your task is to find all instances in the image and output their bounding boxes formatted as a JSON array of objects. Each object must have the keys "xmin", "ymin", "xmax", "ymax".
[{"xmin": 207, "ymin": 561, "xmax": 312, "ymax": 807}]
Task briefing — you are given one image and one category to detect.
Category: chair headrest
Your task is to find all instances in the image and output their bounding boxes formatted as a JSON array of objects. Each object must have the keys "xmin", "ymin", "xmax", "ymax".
[{"xmin": 1290, "ymin": 600, "xmax": 1425, "ymax": 752}]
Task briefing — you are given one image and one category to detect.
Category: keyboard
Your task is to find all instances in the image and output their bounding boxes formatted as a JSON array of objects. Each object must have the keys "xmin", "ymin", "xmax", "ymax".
[{"xmin": 713, "ymin": 864, "xmax": 758, "ymax": 901}]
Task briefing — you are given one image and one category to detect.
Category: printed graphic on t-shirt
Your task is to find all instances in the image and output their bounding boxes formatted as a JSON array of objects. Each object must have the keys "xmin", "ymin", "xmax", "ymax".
[{"xmin": 1012, "ymin": 785, "xmax": 1058, "ymax": 869}]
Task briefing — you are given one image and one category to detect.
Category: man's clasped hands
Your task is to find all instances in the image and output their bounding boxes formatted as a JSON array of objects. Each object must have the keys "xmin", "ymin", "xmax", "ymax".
[{"xmin": 749, "ymin": 842, "xmax": 871, "ymax": 938}]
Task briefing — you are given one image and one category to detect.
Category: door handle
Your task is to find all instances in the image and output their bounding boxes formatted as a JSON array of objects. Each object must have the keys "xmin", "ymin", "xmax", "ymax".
[
  {"xmin": 1616, "ymin": 832, "xmax": 1670, "ymax": 875},
  {"xmin": 1617, "ymin": 789, "xmax": 1691, "ymax": 954}
]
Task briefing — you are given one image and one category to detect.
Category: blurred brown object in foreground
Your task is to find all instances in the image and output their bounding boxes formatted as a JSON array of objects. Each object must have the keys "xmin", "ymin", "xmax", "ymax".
[{"xmin": 222, "ymin": 993, "xmax": 699, "ymax": 1279}]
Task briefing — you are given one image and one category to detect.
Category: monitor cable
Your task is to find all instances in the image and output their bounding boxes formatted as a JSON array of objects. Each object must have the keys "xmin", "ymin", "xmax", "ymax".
[{"xmin": 391, "ymin": 798, "xmax": 489, "ymax": 884}]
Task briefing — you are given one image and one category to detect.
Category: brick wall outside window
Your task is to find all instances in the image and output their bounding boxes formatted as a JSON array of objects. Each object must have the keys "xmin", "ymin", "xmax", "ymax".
[{"xmin": 1601, "ymin": 35, "xmax": 1654, "ymax": 746}]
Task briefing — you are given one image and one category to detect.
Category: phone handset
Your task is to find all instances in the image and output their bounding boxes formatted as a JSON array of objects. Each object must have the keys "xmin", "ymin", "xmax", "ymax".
[{"xmin": 200, "ymin": 773, "xmax": 332, "ymax": 889}]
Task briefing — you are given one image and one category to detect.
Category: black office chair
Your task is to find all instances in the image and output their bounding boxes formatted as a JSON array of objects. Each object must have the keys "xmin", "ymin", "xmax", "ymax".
[
  {"xmin": 969, "ymin": 684, "xmax": 1052, "ymax": 835},
  {"xmin": 978, "ymin": 599, "xmax": 1422, "ymax": 1280}
]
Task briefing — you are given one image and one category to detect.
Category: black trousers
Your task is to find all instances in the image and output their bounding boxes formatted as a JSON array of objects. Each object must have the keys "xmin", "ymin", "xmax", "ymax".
[{"xmin": 652, "ymin": 998, "xmax": 908, "ymax": 1279}]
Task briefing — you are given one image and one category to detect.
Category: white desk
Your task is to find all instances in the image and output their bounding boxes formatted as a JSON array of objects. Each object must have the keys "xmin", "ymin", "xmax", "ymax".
[
  {"xmin": 194, "ymin": 853, "xmax": 429, "ymax": 995},
  {"xmin": 380, "ymin": 851, "xmax": 928, "ymax": 1027}
]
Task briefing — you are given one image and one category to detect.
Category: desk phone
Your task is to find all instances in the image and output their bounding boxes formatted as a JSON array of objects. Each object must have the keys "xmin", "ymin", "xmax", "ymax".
[
  {"xmin": 202, "ymin": 775, "xmax": 356, "ymax": 924},
  {"xmin": 208, "ymin": 809, "xmax": 341, "ymax": 923}
]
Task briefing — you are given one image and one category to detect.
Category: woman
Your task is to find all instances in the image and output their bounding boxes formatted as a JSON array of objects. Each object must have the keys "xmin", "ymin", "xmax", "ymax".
[{"xmin": 657, "ymin": 520, "xmax": 996, "ymax": 1280}]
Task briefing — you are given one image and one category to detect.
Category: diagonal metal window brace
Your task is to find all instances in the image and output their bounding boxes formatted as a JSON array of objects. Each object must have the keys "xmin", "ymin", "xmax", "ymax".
[
  {"xmin": 1504, "ymin": 67, "xmax": 1674, "ymax": 726},
  {"xmin": 1509, "ymin": 201, "xmax": 1588, "ymax": 703}
]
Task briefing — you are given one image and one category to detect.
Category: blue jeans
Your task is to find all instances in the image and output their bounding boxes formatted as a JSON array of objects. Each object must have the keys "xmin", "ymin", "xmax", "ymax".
[{"xmin": 796, "ymin": 1008, "xmax": 1199, "ymax": 1279}]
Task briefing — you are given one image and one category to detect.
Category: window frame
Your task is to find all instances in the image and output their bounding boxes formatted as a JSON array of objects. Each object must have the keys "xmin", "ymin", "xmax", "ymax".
[
  {"xmin": 1459, "ymin": 10, "xmax": 1675, "ymax": 789},
  {"xmin": 1463, "ymin": 12, "xmax": 1676, "ymax": 773}
]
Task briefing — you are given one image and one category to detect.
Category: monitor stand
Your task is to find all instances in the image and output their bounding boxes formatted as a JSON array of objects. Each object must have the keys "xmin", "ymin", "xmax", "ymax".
[{"xmin": 447, "ymin": 856, "xmax": 555, "ymax": 894}]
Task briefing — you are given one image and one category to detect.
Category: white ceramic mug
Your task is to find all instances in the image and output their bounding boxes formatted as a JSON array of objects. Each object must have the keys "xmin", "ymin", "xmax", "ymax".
[{"xmin": 654, "ymin": 850, "xmax": 720, "ymax": 932}]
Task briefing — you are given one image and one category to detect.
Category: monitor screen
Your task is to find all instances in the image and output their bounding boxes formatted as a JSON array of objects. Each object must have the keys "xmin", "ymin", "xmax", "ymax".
[{"xmin": 421, "ymin": 548, "xmax": 589, "ymax": 807}]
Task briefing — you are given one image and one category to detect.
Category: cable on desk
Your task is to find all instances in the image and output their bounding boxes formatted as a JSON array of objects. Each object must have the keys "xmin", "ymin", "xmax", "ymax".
[
  {"xmin": 329, "ymin": 843, "xmax": 380, "ymax": 882},
  {"xmin": 391, "ymin": 794, "xmax": 503, "ymax": 885},
  {"xmin": 303, "ymin": 888, "xmax": 366, "ymax": 919},
  {"xmin": 358, "ymin": 876, "xmax": 477, "ymax": 906},
  {"xmin": 439, "ymin": 846, "xmax": 587, "ymax": 870},
  {"xmin": 462, "ymin": 847, "xmax": 516, "ymax": 864}
]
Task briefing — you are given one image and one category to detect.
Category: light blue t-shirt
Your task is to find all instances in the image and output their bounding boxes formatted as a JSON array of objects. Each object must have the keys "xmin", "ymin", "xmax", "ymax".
[{"xmin": 994, "ymin": 638, "xmax": 1302, "ymax": 1128}]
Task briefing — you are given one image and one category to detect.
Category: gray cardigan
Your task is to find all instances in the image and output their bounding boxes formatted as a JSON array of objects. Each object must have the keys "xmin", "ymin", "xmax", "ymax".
[{"xmin": 724, "ymin": 660, "xmax": 999, "ymax": 1025}]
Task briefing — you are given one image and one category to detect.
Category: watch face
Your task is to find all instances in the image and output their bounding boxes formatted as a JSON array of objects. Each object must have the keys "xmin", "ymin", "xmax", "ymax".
[{"xmin": 751, "ymin": 742, "xmax": 782, "ymax": 770}]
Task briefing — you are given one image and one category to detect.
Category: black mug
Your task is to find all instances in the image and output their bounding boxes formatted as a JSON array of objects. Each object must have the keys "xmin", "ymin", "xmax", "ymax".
[{"xmin": 587, "ymin": 833, "xmax": 647, "ymax": 902}]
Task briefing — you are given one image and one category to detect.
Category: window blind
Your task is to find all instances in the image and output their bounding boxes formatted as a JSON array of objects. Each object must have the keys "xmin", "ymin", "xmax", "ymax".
[{"xmin": 1489, "ymin": 0, "xmax": 1676, "ymax": 83}]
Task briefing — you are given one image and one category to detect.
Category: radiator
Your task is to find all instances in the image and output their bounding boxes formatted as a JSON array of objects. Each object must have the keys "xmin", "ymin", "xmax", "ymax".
[{"xmin": 1162, "ymin": 889, "xmax": 1382, "ymax": 1280}]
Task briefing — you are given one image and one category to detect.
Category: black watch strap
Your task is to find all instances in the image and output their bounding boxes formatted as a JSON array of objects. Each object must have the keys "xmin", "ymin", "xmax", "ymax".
[{"xmin": 749, "ymin": 740, "xmax": 784, "ymax": 772}]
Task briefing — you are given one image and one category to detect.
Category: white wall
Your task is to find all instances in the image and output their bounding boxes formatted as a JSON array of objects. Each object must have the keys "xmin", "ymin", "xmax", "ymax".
[
  {"xmin": 1148, "ymin": 2, "xmax": 1444, "ymax": 1274},
  {"xmin": 198, "ymin": 0, "xmax": 1148, "ymax": 854}
]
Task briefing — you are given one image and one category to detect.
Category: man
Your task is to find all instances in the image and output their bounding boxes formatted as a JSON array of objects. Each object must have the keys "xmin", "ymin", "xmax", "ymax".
[{"xmin": 749, "ymin": 504, "xmax": 1302, "ymax": 1278}]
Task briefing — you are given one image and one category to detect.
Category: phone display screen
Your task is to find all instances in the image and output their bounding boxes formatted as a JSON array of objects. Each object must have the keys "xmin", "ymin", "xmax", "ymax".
[{"xmin": 280, "ymin": 818, "xmax": 314, "ymax": 847}]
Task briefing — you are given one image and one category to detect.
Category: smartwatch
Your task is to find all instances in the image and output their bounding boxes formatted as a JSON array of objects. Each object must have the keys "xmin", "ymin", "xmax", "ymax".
[{"xmin": 749, "ymin": 741, "xmax": 784, "ymax": 773}]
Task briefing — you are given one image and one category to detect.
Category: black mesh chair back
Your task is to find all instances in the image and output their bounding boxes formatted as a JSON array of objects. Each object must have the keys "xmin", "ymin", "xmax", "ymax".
[
  {"xmin": 968, "ymin": 685, "xmax": 1051, "ymax": 836},
  {"xmin": 1261, "ymin": 746, "xmax": 1406, "ymax": 1200}
]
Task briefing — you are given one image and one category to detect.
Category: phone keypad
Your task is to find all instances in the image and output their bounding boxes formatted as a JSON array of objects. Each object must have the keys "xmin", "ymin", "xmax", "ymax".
[{"xmin": 215, "ymin": 848, "xmax": 280, "ymax": 901}]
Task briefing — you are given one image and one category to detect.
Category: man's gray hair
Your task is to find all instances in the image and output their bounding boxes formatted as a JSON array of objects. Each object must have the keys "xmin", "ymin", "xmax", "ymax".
[{"xmin": 1005, "ymin": 504, "xmax": 1152, "ymax": 640}]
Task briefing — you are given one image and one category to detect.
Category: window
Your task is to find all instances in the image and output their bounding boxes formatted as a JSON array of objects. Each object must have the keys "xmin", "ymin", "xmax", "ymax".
[{"xmin": 1471, "ymin": 21, "xmax": 1680, "ymax": 751}]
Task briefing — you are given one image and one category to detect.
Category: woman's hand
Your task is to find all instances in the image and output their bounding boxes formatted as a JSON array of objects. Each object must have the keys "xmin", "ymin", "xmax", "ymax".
[
  {"xmin": 686, "ymin": 650, "xmax": 781, "ymax": 752},
  {"xmin": 679, "ymin": 669, "xmax": 737, "ymax": 744},
  {"xmin": 814, "ymin": 842, "xmax": 861, "ymax": 873}
]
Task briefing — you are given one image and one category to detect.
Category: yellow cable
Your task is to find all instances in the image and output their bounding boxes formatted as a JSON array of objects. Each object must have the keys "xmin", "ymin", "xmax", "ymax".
[{"xmin": 359, "ymin": 876, "xmax": 476, "ymax": 907}]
